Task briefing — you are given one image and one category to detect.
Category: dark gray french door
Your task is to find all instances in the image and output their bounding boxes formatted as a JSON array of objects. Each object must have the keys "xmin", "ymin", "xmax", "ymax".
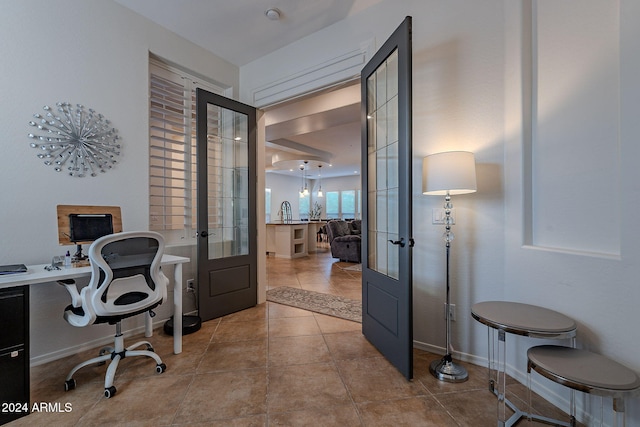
[
  {"xmin": 361, "ymin": 16, "xmax": 413, "ymax": 379},
  {"xmin": 196, "ymin": 89, "xmax": 257, "ymax": 321}
]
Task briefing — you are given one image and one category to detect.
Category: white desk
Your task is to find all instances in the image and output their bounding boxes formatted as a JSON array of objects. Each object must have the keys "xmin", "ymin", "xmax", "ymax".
[{"xmin": 0, "ymin": 254, "xmax": 190, "ymax": 354}]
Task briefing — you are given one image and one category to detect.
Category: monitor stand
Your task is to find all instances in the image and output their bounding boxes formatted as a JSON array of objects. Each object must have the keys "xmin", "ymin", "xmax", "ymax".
[{"xmin": 73, "ymin": 244, "xmax": 87, "ymax": 261}]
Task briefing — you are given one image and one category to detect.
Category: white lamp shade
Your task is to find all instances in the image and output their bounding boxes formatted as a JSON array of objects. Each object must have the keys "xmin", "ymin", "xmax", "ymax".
[{"xmin": 422, "ymin": 151, "xmax": 477, "ymax": 195}]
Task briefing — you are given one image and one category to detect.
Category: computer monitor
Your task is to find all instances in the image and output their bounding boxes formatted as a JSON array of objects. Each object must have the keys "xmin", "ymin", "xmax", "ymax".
[{"xmin": 69, "ymin": 214, "xmax": 114, "ymax": 259}]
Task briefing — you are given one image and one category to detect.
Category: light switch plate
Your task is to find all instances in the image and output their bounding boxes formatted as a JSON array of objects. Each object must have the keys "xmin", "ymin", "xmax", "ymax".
[{"xmin": 432, "ymin": 208, "xmax": 455, "ymax": 225}]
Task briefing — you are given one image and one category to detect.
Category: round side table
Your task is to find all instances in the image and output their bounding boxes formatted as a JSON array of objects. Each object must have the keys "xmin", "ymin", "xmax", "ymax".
[
  {"xmin": 528, "ymin": 345, "xmax": 640, "ymax": 427},
  {"xmin": 471, "ymin": 301, "xmax": 577, "ymax": 427}
]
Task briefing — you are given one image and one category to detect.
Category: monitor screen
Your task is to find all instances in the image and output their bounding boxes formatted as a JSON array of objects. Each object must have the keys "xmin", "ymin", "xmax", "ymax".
[{"xmin": 69, "ymin": 214, "xmax": 114, "ymax": 243}]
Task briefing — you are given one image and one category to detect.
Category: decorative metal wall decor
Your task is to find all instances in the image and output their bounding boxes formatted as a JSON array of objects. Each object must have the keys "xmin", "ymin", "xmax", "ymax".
[{"xmin": 28, "ymin": 102, "xmax": 121, "ymax": 177}]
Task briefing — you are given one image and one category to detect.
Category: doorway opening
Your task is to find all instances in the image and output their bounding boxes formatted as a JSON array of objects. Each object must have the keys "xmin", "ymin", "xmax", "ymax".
[{"xmin": 260, "ymin": 80, "xmax": 363, "ymax": 299}]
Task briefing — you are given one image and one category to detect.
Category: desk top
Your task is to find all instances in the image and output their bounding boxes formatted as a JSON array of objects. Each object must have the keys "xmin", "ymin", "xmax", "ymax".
[
  {"xmin": 528, "ymin": 345, "xmax": 640, "ymax": 394},
  {"xmin": 471, "ymin": 301, "xmax": 577, "ymax": 339},
  {"xmin": 0, "ymin": 254, "xmax": 189, "ymax": 290}
]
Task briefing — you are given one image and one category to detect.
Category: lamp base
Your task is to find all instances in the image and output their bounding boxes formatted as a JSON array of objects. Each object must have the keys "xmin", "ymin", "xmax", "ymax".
[{"xmin": 429, "ymin": 356, "xmax": 468, "ymax": 383}]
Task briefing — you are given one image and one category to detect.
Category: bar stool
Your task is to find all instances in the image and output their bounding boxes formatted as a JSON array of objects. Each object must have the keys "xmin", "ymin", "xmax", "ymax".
[{"xmin": 527, "ymin": 345, "xmax": 640, "ymax": 427}]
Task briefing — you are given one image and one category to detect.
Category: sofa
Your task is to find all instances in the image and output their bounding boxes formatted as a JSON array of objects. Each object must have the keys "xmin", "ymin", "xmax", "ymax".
[{"xmin": 325, "ymin": 220, "xmax": 361, "ymax": 263}]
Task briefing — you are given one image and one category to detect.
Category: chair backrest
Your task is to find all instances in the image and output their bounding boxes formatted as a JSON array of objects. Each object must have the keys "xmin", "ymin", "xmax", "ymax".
[
  {"xmin": 81, "ymin": 231, "xmax": 168, "ymax": 322},
  {"xmin": 349, "ymin": 220, "xmax": 362, "ymax": 234},
  {"xmin": 326, "ymin": 220, "xmax": 350, "ymax": 242}
]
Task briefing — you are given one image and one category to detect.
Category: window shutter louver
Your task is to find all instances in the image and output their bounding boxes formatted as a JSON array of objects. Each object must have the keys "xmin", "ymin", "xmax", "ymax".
[{"xmin": 148, "ymin": 59, "xmax": 223, "ymax": 239}]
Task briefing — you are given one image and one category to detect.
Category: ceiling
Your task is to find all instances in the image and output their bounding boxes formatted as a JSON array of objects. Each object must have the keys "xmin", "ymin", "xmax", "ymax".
[
  {"xmin": 114, "ymin": 0, "xmax": 379, "ymax": 179},
  {"xmin": 264, "ymin": 83, "xmax": 361, "ymax": 179},
  {"xmin": 114, "ymin": 0, "xmax": 382, "ymax": 66}
]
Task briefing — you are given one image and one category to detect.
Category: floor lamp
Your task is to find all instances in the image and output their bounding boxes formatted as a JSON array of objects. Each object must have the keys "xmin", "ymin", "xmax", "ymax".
[{"xmin": 422, "ymin": 151, "xmax": 477, "ymax": 382}]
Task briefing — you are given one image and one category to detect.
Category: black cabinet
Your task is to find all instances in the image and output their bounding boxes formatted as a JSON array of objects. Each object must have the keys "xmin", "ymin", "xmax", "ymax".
[{"xmin": 0, "ymin": 286, "xmax": 29, "ymax": 425}]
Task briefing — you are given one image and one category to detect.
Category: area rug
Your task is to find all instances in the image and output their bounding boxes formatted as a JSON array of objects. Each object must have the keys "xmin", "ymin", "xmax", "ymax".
[
  {"xmin": 335, "ymin": 262, "xmax": 362, "ymax": 272},
  {"xmin": 266, "ymin": 286, "xmax": 361, "ymax": 323}
]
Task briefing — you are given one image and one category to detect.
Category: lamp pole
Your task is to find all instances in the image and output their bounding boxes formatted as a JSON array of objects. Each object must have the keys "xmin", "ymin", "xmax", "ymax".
[
  {"xmin": 429, "ymin": 191, "xmax": 468, "ymax": 382},
  {"xmin": 422, "ymin": 150, "xmax": 476, "ymax": 383}
]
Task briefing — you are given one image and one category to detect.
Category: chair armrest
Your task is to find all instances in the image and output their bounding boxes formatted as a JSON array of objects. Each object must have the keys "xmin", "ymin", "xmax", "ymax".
[
  {"xmin": 58, "ymin": 279, "xmax": 82, "ymax": 308},
  {"xmin": 333, "ymin": 235, "xmax": 361, "ymax": 243}
]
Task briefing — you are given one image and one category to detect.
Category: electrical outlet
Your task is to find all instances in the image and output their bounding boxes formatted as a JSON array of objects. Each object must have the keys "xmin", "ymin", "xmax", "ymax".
[
  {"xmin": 186, "ymin": 279, "xmax": 195, "ymax": 292},
  {"xmin": 444, "ymin": 303, "xmax": 456, "ymax": 321}
]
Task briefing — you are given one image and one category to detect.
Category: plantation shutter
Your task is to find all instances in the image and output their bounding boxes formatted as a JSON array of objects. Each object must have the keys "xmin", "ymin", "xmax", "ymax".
[{"xmin": 148, "ymin": 59, "xmax": 223, "ymax": 237}]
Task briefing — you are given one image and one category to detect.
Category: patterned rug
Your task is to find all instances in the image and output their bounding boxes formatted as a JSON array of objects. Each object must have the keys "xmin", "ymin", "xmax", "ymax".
[
  {"xmin": 335, "ymin": 262, "xmax": 362, "ymax": 272},
  {"xmin": 266, "ymin": 286, "xmax": 362, "ymax": 323}
]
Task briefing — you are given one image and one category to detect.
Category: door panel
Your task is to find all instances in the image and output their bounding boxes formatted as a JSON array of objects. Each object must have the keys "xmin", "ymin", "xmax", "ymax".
[
  {"xmin": 361, "ymin": 16, "xmax": 413, "ymax": 379},
  {"xmin": 196, "ymin": 89, "xmax": 257, "ymax": 321}
]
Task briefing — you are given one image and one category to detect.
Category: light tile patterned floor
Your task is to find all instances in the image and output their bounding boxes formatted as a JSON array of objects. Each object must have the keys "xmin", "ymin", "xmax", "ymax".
[{"xmin": 7, "ymin": 248, "xmax": 577, "ymax": 426}]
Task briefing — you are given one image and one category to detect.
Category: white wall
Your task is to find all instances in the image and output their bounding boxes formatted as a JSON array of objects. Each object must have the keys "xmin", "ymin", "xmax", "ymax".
[
  {"xmin": 243, "ymin": 0, "xmax": 506, "ymax": 367},
  {"xmin": 4, "ymin": 0, "xmax": 640, "ymax": 422},
  {"xmin": 0, "ymin": 0, "xmax": 239, "ymax": 363},
  {"xmin": 504, "ymin": 0, "xmax": 640, "ymax": 423},
  {"xmin": 266, "ymin": 173, "xmax": 306, "ymax": 221},
  {"xmin": 244, "ymin": 0, "xmax": 640, "ymax": 424}
]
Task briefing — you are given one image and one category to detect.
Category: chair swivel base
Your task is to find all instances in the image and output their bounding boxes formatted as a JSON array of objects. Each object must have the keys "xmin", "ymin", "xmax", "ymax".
[{"xmin": 63, "ymin": 331, "xmax": 166, "ymax": 398}]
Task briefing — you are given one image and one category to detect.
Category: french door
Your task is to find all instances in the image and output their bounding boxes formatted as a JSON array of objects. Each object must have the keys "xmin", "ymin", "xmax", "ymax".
[
  {"xmin": 361, "ymin": 16, "xmax": 413, "ymax": 379},
  {"xmin": 196, "ymin": 89, "xmax": 257, "ymax": 321}
]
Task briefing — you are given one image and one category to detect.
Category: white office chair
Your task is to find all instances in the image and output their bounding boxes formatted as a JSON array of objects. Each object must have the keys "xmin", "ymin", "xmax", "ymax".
[{"xmin": 58, "ymin": 231, "xmax": 168, "ymax": 398}]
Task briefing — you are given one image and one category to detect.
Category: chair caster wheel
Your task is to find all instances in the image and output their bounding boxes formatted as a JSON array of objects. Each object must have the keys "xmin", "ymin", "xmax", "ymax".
[
  {"xmin": 64, "ymin": 379, "xmax": 76, "ymax": 391},
  {"xmin": 104, "ymin": 386, "xmax": 117, "ymax": 398},
  {"xmin": 146, "ymin": 344, "xmax": 155, "ymax": 352},
  {"xmin": 156, "ymin": 363, "xmax": 166, "ymax": 374}
]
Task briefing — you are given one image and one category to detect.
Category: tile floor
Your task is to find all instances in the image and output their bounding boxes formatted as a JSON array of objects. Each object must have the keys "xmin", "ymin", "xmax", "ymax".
[{"xmin": 8, "ymin": 247, "xmax": 577, "ymax": 426}]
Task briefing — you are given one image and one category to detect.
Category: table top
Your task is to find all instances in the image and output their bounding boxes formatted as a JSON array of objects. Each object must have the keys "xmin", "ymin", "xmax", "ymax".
[
  {"xmin": 471, "ymin": 301, "xmax": 577, "ymax": 338},
  {"xmin": 528, "ymin": 345, "xmax": 640, "ymax": 395},
  {"xmin": 0, "ymin": 254, "xmax": 189, "ymax": 290}
]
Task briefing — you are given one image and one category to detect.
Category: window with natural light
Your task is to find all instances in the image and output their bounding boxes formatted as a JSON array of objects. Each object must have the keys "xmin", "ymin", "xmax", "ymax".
[
  {"xmin": 325, "ymin": 190, "xmax": 361, "ymax": 219},
  {"xmin": 265, "ymin": 188, "xmax": 271, "ymax": 223},
  {"xmin": 299, "ymin": 193, "xmax": 310, "ymax": 220}
]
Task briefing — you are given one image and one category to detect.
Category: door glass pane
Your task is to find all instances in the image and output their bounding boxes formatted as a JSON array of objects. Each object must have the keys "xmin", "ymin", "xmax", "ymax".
[
  {"xmin": 376, "ymin": 103, "xmax": 387, "ymax": 151},
  {"xmin": 206, "ymin": 103, "xmax": 249, "ymax": 259},
  {"xmin": 367, "ymin": 73, "xmax": 376, "ymax": 115},
  {"xmin": 387, "ymin": 142, "xmax": 398, "ymax": 189},
  {"xmin": 376, "ymin": 65, "xmax": 387, "ymax": 110},
  {"xmin": 386, "ymin": 50, "xmax": 399, "ymax": 99},
  {"xmin": 367, "ymin": 48, "xmax": 399, "ymax": 280},
  {"xmin": 387, "ymin": 97, "xmax": 398, "ymax": 144},
  {"xmin": 388, "ymin": 188, "xmax": 398, "ymax": 235}
]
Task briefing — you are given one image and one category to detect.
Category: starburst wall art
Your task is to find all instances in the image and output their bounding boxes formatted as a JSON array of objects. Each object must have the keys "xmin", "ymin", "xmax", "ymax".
[{"xmin": 28, "ymin": 102, "xmax": 121, "ymax": 177}]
